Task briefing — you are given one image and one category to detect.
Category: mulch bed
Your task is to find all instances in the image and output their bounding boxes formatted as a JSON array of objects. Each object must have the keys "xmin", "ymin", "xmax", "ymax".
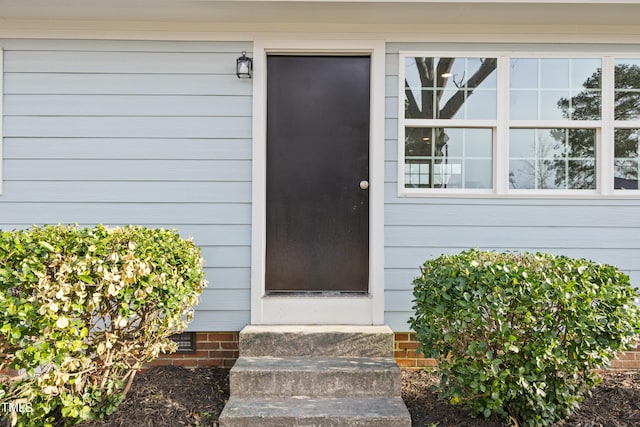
[
  {"xmin": 80, "ymin": 366, "xmax": 229, "ymax": 427},
  {"xmin": 402, "ymin": 369, "xmax": 640, "ymax": 427},
  {"xmin": 75, "ymin": 366, "xmax": 640, "ymax": 426}
]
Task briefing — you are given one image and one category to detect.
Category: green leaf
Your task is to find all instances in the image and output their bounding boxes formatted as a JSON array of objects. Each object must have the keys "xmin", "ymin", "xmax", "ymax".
[
  {"xmin": 38, "ymin": 241, "xmax": 55, "ymax": 252},
  {"xmin": 78, "ymin": 273, "xmax": 94, "ymax": 284}
]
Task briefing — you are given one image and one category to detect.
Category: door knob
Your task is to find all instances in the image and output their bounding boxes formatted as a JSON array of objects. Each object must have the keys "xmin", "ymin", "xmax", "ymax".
[{"xmin": 359, "ymin": 180, "xmax": 369, "ymax": 190}]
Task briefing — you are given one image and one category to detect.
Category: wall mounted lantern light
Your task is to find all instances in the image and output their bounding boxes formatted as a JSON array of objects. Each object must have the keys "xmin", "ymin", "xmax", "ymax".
[{"xmin": 236, "ymin": 51, "xmax": 253, "ymax": 78}]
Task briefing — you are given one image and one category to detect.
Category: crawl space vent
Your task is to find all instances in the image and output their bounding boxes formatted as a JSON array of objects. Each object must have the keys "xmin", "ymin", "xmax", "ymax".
[{"xmin": 169, "ymin": 332, "xmax": 196, "ymax": 353}]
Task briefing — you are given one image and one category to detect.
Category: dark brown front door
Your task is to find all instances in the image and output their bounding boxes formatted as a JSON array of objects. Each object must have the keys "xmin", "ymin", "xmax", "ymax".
[{"xmin": 265, "ymin": 55, "xmax": 370, "ymax": 293}]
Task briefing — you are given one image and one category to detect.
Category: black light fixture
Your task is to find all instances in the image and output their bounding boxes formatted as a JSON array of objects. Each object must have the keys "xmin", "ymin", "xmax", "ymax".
[{"xmin": 236, "ymin": 51, "xmax": 253, "ymax": 79}]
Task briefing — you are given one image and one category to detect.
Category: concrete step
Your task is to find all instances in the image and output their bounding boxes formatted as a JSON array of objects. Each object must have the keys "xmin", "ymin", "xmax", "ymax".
[
  {"xmin": 218, "ymin": 396, "xmax": 412, "ymax": 427},
  {"xmin": 238, "ymin": 325, "xmax": 394, "ymax": 358},
  {"xmin": 229, "ymin": 356, "xmax": 401, "ymax": 397}
]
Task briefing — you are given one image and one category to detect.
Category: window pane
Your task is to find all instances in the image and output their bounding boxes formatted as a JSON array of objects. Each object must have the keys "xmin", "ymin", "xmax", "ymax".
[
  {"xmin": 465, "ymin": 159, "xmax": 493, "ymax": 188},
  {"xmin": 564, "ymin": 89, "xmax": 601, "ymax": 121},
  {"xmin": 541, "ymin": 59, "xmax": 569, "ymax": 89},
  {"xmin": 572, "ymin": 59, "xmax": 601, "ymax": 89},
  {"xmin": 466, "ymin": 90, "xmax": 497, "ymax": 120},
  {"xmin": 510, "ymin": 91, "xmax": 538, "ymax": 120},
  {"xmin": 510, "ymin": 58, "xmax": 538, "ymax": 89},
  {"xmin": 614, "ymin": 59, "xmax": 640, "ymax": 121},
  {"xmin": 509, "ymin": 58, "xmax": 602, "ymax": 120},
  {"xmin": 405, "ymin": 127, "xmax": 493, "ymax": 189},
  {"xmin": 567, "ymin": 160, "xmax": 596, "ymax": 189},
  {"xmin": 465, "ymin": 128, "xmax": 493, "ymax": 157},
  {"xmin": 405, "ymin": 56, "xmax": 497, "ymax": 119},
  {"xmin": 540, "ymin": 91, "xmax": 570, "ymax": 120},
  {"xmin": 614, "ymin": 128, "xmax": 639, "ymax": 189},
  {"xmin": 509, "ymin": 128, "xmax": 596, "ymax": 189}
]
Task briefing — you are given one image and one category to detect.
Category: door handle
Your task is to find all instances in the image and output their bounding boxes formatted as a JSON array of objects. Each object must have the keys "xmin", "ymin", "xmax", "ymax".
[{"xmin": 359, "ymin": 180, "xmax": 369, "ymax": 190}]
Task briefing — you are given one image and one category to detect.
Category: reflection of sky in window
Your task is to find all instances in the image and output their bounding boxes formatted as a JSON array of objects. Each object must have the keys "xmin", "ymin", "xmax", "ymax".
[
  {"xmin": 509, "ymin": 129, "xmax": 566, "ymax": 159},
  {"xmin": 465, "ymin": 159, "xmax": 493, "ymax": 188},
  {"xmin": 572, "ymin": 59, "xmax": 601, "ymax": 88},
  {"xmin": 510, "ymin": 58, "xmax": 601, "ymax": 120},
  {"xmin": 510, "ymin": 59, "xmax": 538, "ymax": 88},
  {"xmin": 405, "ymin": 57, "xmax": 422, "ymax": 97},
  {"xmin": 540, "ymin": 91, "xmax": 569, "ymax": 120},
  {"xmin": 541, "ymin": 59, "xmax": 569, "ymax": 88},
  {"xmin": 466, "ymin": 91, "xmax": 496, "ymax": 120},
  {"xmin": 443, "ymin": 128, "xmax": 463, "ymax": 156},
  {"xmin": 466, "ymin": 129, "xmax": 493, "ymax": 157}
]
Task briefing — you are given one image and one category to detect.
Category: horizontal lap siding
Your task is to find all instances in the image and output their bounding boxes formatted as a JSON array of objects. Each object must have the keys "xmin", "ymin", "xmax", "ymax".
[
  {"xmin": 385, "ymin": 43, "xmax": 640, "ymax": 332},
  {"xmin": 0, "ymin": 40, "xmax": 253, "ymax": 331}
]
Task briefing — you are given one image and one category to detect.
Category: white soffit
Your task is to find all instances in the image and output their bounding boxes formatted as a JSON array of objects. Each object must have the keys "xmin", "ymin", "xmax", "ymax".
[{"xmin": 0, "ymin": 1, "xmax": 640, "ymax": 26}]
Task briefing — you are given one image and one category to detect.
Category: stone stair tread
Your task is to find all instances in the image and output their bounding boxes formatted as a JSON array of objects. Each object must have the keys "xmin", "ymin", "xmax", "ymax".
[
  {"xmin": 219, "ymin": 396, "xmax": 412, "ymax": 427},
  {"xmin": 232, "ymin": 356, "xmax": 401, "ymax": 372},
  {"xmin": 229, "ymin": 356, "xmax": 401, "ymax": 398},
  {"xmin": 239, "ymin": 325, "xmax": 394, "ymax": 358}
]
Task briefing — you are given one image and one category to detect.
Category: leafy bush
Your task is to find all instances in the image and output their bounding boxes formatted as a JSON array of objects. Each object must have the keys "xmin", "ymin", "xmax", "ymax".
[
  {"xmin": 409, "ymin": 249, "xmax": 640, "ymax": 427},
  {"xmin": 0, "ymin": 224, "xmax": 206, "ymax": 426}
]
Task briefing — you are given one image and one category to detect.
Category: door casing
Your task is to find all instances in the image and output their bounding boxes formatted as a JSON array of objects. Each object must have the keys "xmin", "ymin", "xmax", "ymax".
[{"xmin": 250, "ymin": 39, "xmax": 385, "ymax": 325}]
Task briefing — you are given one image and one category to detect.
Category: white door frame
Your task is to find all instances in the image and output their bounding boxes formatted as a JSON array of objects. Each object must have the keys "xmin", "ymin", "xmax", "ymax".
[{"xmin": 250, "ymin": 39, "xmax": 386, "ymax": 325}]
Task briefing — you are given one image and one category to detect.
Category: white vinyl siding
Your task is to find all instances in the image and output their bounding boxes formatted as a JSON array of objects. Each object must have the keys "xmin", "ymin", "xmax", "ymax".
[
  {"xmin": 386, "ymin": 43, "xmax": 640, "ymax": 332},
  {"xmin": 0, "ymin": 40, "xmax": 253, "ymax": 331}
]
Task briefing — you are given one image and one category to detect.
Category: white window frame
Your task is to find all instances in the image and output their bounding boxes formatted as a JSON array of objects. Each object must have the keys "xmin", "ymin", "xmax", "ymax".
[
  {"xmin": 398, "ymin": 51, "xmax": 640, "ymax": 198},
  {"xmin": 611, "ymin": 57, "xmax": 640, "ymax": 195}
]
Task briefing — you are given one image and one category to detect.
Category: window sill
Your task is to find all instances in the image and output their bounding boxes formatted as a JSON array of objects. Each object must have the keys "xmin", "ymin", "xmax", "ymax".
[{"xmin": 398, "ymin": 189, "xmax": 640, "ymax": 199}]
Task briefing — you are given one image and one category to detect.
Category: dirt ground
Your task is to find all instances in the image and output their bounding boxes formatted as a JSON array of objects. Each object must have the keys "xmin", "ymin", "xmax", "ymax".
[{"xmin": 75, "ymin": 366, "xmax": 640, "ymax": 427}]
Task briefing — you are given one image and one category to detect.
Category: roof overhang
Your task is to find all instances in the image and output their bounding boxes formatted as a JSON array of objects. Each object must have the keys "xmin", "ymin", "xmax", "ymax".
[{"xmin": 1, "ymin": 1, "xmax": 640, "ymax": 26}]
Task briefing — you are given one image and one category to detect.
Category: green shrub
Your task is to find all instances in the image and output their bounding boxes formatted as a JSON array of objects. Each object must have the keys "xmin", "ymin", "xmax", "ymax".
[
  {"xmin": 409, "ymin": 249, "xmax": 640, "ymax": 427},
  {"xmin": 0, "ymin": 224, "xmax": 206, "ymax": 426}
]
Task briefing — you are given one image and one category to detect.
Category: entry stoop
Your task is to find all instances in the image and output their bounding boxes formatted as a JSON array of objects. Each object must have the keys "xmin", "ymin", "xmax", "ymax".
[{"xmin": 218, "ymin": 325, "xmax": 412, "ymax": 427}]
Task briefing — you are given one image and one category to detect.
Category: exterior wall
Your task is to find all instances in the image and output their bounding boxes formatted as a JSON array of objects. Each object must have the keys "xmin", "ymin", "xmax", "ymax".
[
  {"xmin": 2, "ymin": 37, "xmax": 640, "ymax": 349},
  {"xmin": 0, "ymin": 36, "xmax": 640, "ymax": 368},
  {"xmin": 0, "ymin": 39, "xmax": 253, "ymax": 332},
  {"xmin": 384, "ymin": 42, "xmax": 640, "ymax": 332}
]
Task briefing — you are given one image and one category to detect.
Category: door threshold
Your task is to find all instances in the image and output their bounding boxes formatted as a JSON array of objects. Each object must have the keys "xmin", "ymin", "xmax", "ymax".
[{"xmin": 264, "ymin": 291, "xmax": 369, "ymax": 298}]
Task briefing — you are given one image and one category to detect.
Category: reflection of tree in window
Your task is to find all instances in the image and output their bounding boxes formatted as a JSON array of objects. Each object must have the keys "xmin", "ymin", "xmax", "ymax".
[
  {"xmin": 547, "ymin": 69, "xmax": 600, "ymax": 189},
  {"xmin": 549, "ymin": 129, "xmax": 596, "ymax": 189},
  {"xmin": 614, "ymin": 129, "xmax": 639, "ymax": 189},
  {"xmin": 405, "ymin": 58, "xmax": 496, "ymax": 188},
  {"xmin": 513, "ymin": 137, "xmax": 557, "ymax": 190},
  {"xmin": 508, "ymin": 129, "xmax": 595, "ymax": 190},
  {"xmin": 558, "ymin": 64, "xmax": 640, "ymax": 189}
]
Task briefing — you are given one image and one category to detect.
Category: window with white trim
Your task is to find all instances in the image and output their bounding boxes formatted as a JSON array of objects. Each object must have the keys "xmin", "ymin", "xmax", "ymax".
[
  {"xmin": 614, "ymin": 59, "xmax": 640, "ymax": 190},
  {"xmin": 399, "ymin": 53, "xmax": 640, "ymax": 196}
]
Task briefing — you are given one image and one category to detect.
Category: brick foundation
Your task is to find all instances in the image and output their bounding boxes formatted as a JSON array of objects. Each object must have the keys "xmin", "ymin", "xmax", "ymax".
[
  {"xmin": 2, "ymin": 331, "xmax": 639, "ymax": 374},
  {"xmin": 144, "ymin": 331, "xmax": 640, "ymax": 371},
  {"xmin": 147, "ymin": 332, "xmax": 239, "ymax": 368},
  {"xmin": 393, "ymin": 332, "xmax": 640, "ymax": 370},
  {"xmin": 393, "ymin": 332, "xmax": 438, "ymax": 369}
]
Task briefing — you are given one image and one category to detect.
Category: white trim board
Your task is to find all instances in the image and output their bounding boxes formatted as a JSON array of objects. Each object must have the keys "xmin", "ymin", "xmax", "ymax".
[
  {"xmin": 250, "ymin": 39, "xmax": 386, "ymax": 325},
  {"xmin": 2, "ymin": 20, "xmax": 640, "ymax": 44}
]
